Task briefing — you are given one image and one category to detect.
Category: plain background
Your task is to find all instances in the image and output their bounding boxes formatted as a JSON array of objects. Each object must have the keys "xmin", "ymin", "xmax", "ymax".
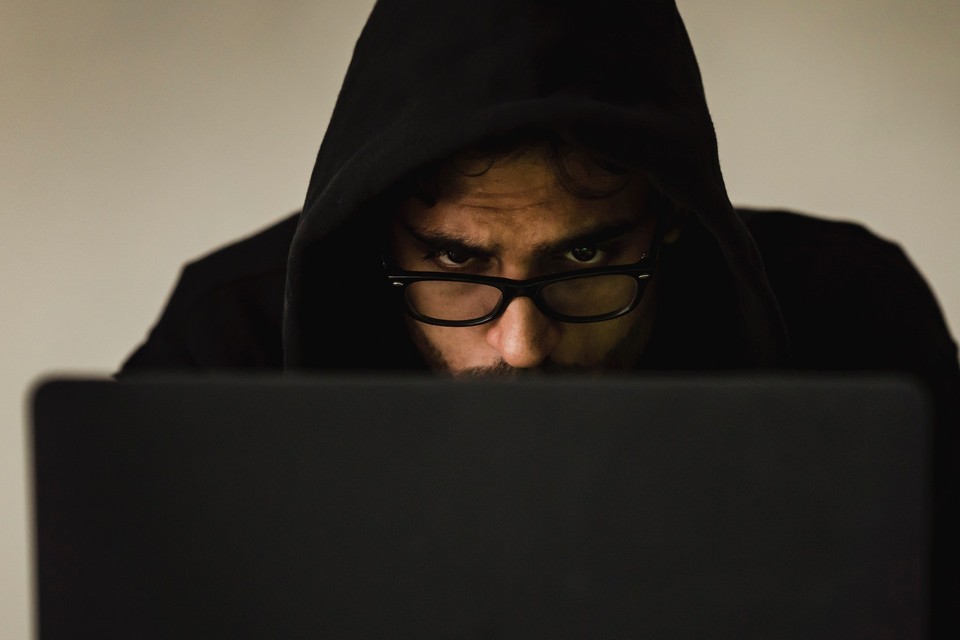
[{"xmin": 3, "ymin": 1, "xmax": 958, "ymax": 637}]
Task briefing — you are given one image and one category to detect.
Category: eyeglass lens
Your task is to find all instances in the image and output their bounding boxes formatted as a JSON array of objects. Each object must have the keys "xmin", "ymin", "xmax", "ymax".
[{"xmin": 404, "ymin": 274, "xmax": 640, "ymax": 322}]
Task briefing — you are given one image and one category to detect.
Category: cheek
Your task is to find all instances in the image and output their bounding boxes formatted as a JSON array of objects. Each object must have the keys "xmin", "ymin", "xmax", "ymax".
[
  {"xmin": 556, "ymin": 311, "xmax": 650, "ymax": 366},
  {"xmin": 407, "ymin": 319, "xmax": 491, "ymax": 370},
  {"xmin": 560, "ymin": 322, "xmax": 626, "ymax": 357}
]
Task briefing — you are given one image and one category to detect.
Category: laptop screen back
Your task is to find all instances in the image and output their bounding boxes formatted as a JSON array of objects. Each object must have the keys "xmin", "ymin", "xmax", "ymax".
[{"xmin": 30, "ymin": 373, "xmax": 931, "ymax": 638}]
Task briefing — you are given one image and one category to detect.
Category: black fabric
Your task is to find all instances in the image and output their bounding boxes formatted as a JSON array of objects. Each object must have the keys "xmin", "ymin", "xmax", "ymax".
[
  {"xmin": 283, "ymin": 0, "xmax": 791, "ymax": 370},
  {"xmin": 118, "ymin": 207, "xmax": 959, "ymax": 417},
  {"xmin": 121, "ymin": 213, "xmax": 296, "ymax": 371},
  {"xmin": 117, "ymin": 0, "xmax": 959, "ymax": 634}
]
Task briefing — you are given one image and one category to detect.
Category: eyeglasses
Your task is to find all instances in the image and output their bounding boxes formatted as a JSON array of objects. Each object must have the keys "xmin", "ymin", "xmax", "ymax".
[{"xmin": 384, "ymin": 243, "xmax": 659, "ymax": 327}]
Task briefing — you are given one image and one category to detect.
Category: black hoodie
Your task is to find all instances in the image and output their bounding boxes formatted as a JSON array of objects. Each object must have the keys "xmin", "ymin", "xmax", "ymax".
[
  {"xmin": 119, "ymin": 0, "xmax": 957, "ymax": 629},
  {"xmin": 120, "ymin": 0, "xmax": 957, "ymax": 395},
  {"xmin": 284, "ymin": 0, "xmax": 796, "ymax": 373}
]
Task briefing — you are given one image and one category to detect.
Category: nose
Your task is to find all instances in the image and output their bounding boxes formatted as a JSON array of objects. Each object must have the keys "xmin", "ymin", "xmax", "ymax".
[{"xmin": 485, "ymin": 297, "xmax": 561, "ymax": 369}]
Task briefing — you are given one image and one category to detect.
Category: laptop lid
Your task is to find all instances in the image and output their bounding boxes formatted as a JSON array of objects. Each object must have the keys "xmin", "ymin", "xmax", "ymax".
[{"xmin": 30, "ymin": 373, "xmax": 931, "ymax": 638}]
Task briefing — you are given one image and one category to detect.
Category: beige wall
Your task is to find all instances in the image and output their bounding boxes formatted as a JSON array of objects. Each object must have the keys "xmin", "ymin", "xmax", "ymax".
[{"xmin": 3, "ymin": 1, "xmax": 957, "ymax": 636}]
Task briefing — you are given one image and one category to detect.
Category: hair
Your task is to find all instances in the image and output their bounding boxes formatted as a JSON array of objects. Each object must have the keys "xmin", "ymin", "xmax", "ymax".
[
  {"xmin": 385, "ymin": 126, "xmax": 644, "ymax": 207},
  {"xmin": 366, "ymin": 125, "xmax": 684, "ymax": 256}
]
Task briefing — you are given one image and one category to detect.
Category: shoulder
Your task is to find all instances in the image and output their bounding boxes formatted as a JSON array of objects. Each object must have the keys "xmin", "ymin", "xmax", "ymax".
[
  {"xmin": 738, "ymin": 207, "xmax": 926, "ymax": 300},
  {"xmin": 739, "ymin": 207, "xmax": 916, "ymax": 297},
  {"xmin": 118, "ymin": 213, "xmax": 299, "ymax": 373},
  {"xmin": 172, "ymin": 212, "xmax": 299, "ymax": 306},
  {"xmin": 738, "ymin": 207, "xmax": 901, "ymax": 263},
  {"xmin": 737, "ymin": 207, "xmax": 957, "ymax": 371}
]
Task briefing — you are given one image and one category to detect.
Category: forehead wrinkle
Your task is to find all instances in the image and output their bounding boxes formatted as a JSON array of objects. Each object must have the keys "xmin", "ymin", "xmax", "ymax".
[
  {"xmin": 449, "ymin": 180, "xmax": 554, "ymax": 209},
  {"xmin": 420, "ymin": 201, "xmax": 545, "ymax": 247},
  {"xmin": 452, "ymin": 199, "xmax": 548, "ymax": 212},
  {"xmin": 401, "ymin": 216, "xmax": 505, "ymax": 254}
]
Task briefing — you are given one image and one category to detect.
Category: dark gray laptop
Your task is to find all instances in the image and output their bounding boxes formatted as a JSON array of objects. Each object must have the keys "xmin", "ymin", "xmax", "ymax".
[{"xmin": 30, "ymin": 373, "xmax": 932, "ymax": 639}]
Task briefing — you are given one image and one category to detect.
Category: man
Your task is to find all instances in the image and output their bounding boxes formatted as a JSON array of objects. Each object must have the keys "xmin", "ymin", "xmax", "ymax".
[
  {"xmin": 118, "ymin": 0, "xmax": 956, "ymax": 630},
  {"xmin": 118, "ymin": 0, "xmax": 957, "ymax": 403}
]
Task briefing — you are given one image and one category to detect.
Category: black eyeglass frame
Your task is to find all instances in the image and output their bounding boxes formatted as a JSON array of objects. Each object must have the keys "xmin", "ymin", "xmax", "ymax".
[{"xmin": 383, "ymin": 238, "xmax": 660, "ymax": 327}]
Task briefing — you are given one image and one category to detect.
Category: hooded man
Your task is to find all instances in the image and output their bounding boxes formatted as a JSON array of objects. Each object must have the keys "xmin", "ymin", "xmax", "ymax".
[
  {"xmin": 118, "ymin": 0, "xmax": 957, "ymax": 631},
  {"xmin": 118, "ymin": 0, "xmax": 958, "ymax": 438}
]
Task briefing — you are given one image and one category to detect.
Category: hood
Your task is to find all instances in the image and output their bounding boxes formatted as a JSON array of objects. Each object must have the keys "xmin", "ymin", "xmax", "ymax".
[{"xmin": 284, "ymin": 0, "xmax": 792, "ymax": 370}]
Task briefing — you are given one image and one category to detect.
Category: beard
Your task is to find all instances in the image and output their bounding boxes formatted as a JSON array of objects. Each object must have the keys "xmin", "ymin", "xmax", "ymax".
[
  {"xmin": 405, "ymin": 318, "xmax": 647, "ymax": 378},
  {"xmin": 453, "ymin": 360, "xmax": 597, "ymax": 377}
]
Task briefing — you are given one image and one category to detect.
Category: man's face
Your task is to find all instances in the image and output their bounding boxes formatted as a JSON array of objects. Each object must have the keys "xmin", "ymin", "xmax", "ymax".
[{"xmin": 389, "ymin": 150, "xmax": 658, "ymax": 375}]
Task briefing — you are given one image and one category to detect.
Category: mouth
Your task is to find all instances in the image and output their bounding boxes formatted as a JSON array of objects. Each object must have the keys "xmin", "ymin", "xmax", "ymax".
[{"xmin": 453, "ymin": 361, "xmax": 598, "ymax": 377}]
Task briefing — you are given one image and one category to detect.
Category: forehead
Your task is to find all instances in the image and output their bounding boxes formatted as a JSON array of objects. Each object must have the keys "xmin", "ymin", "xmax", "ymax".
[{"xmin": 394, "ymin": 150, "xmax": 651, "ymax": 240}]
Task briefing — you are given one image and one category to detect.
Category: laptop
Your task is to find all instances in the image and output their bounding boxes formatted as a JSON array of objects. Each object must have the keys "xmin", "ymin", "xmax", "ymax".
[{"xmin": 29, "ymin": 372, "xmax": 932, "ymax": 639}]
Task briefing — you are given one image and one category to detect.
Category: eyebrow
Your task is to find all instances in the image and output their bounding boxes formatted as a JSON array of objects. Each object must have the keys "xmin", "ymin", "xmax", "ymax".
[
  {"xmin": 532, "ymin": 219, "xmax": 644, "ymax": 255},
  {"xmin": 400, "ymin": 217, "xmax": 644, "ymax": 257},
  {"xmin": 400, "ymin": 223, "xmax": 496, "ymax": 258}
]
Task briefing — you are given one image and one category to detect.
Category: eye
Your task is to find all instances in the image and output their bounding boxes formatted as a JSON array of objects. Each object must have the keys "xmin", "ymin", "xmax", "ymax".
[
  {"xmin": 565, "ymin": 247, "xmax": 603, "ymax": 265},
  {"xmin": 436, "ymin": 250, "xmax": 473, "ymax": 267},
  {"xmin": 421, "ymin": 248, "xmax": 485, "ymax": 271}
]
